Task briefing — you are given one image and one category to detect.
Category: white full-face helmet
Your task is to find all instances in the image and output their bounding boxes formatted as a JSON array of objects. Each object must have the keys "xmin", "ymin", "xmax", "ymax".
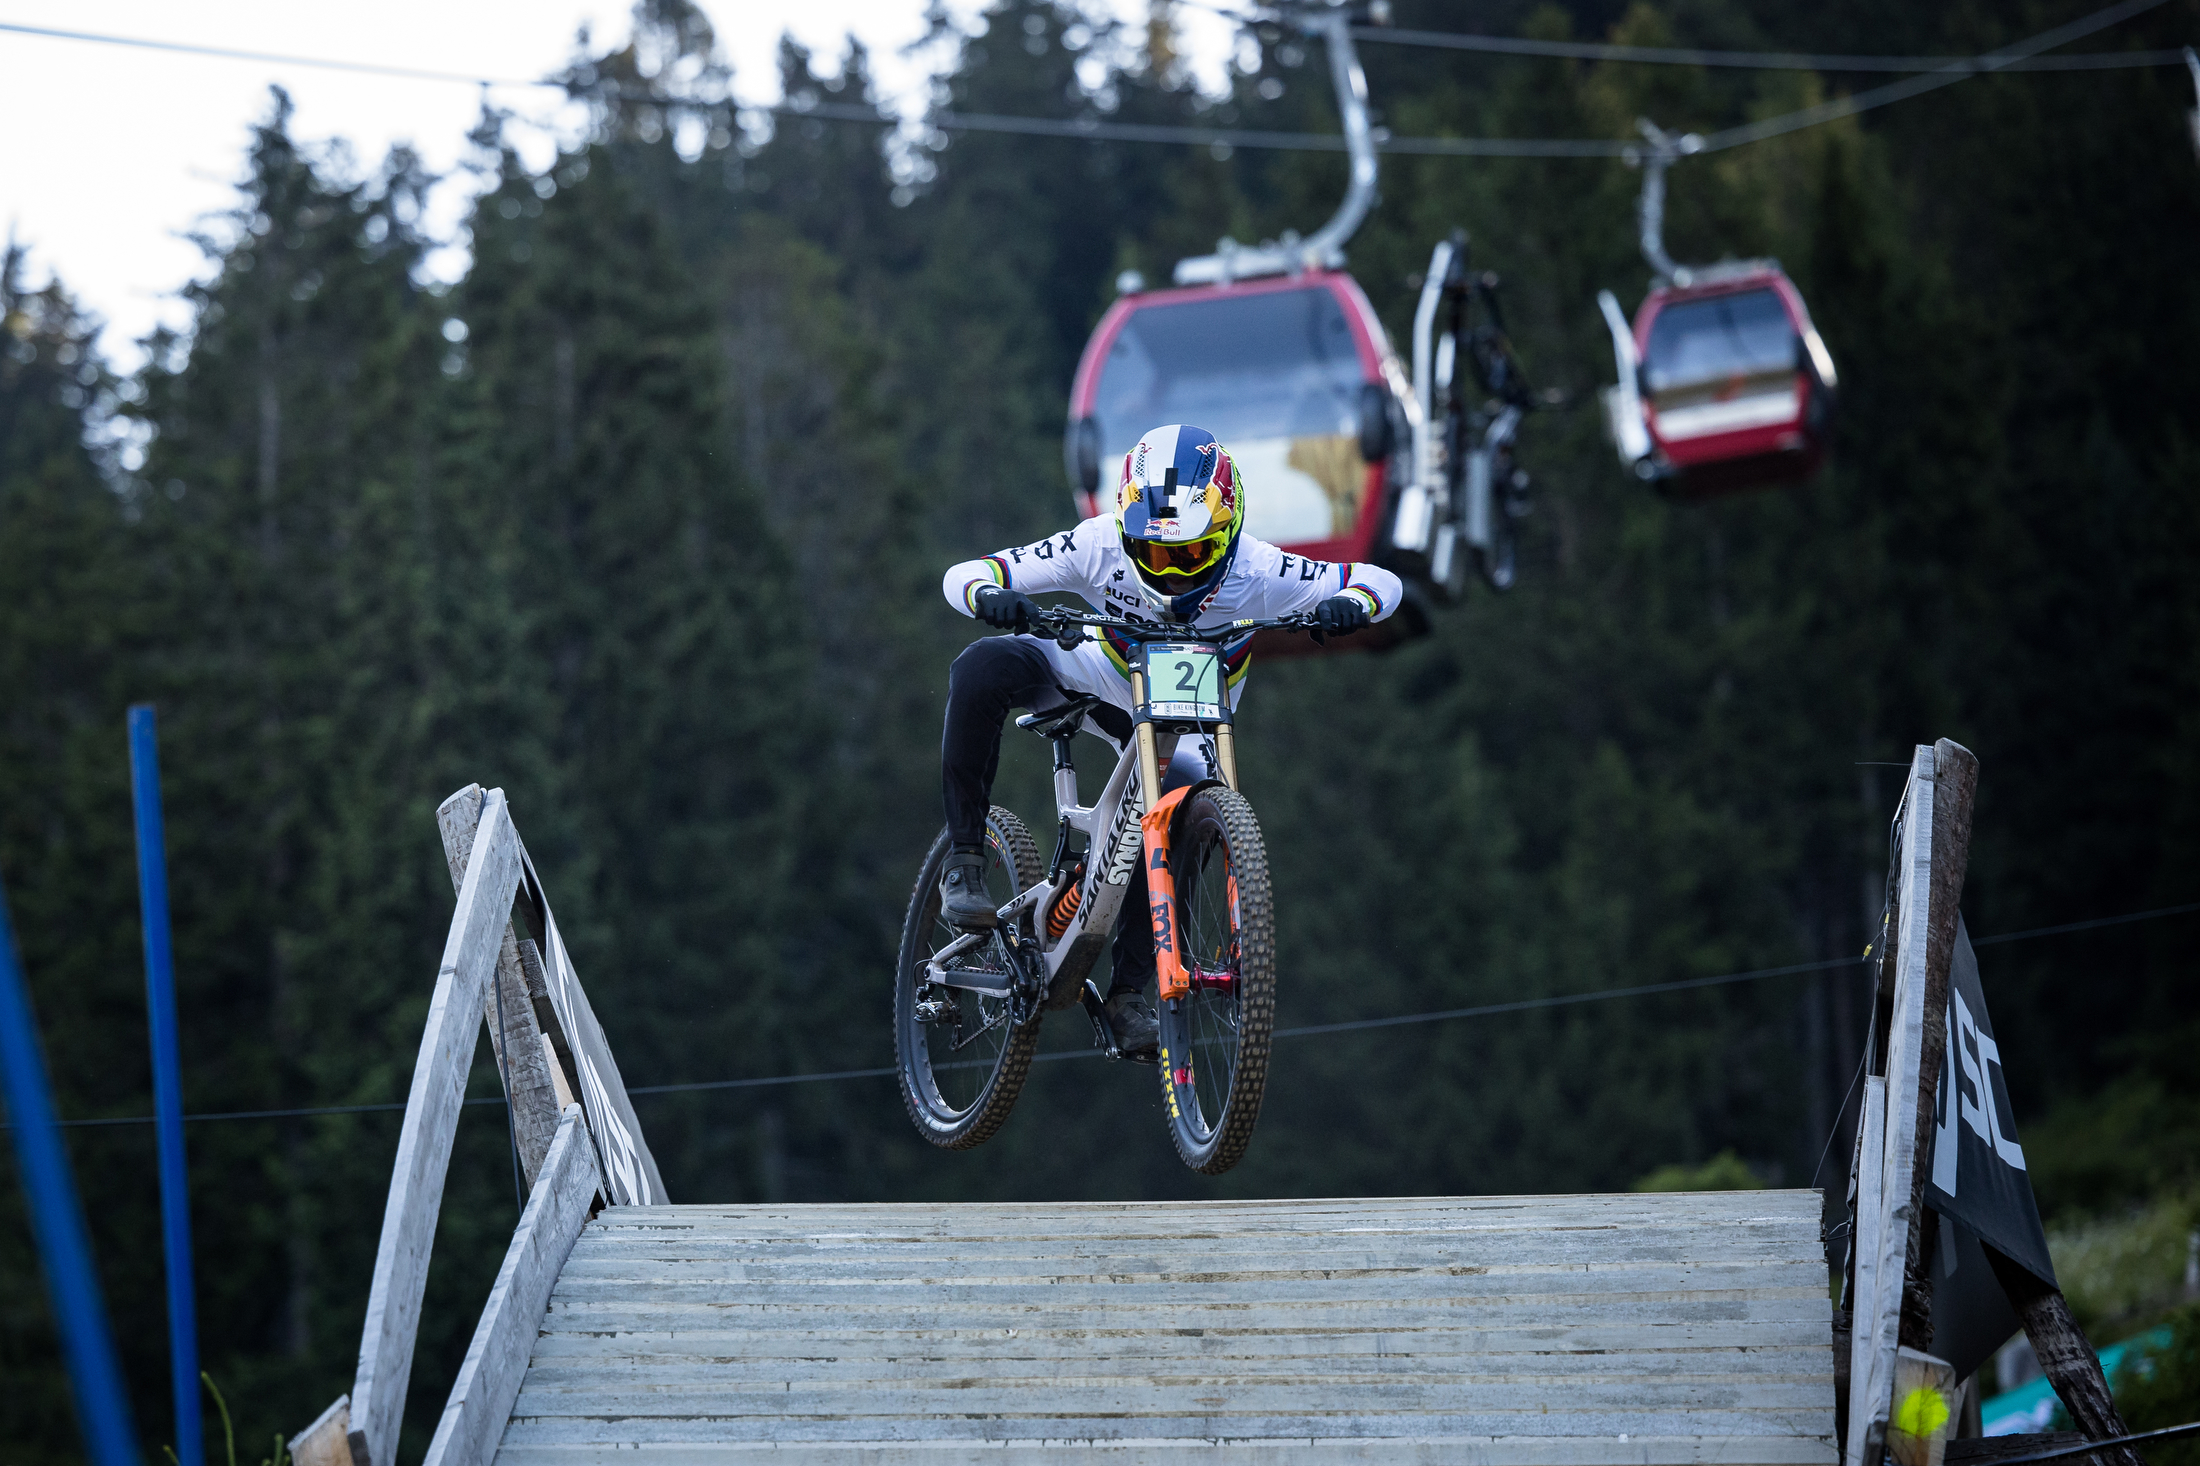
[{"xmin": 1114, "ymin": 423, "xmax": 1245, "ymax": 617}]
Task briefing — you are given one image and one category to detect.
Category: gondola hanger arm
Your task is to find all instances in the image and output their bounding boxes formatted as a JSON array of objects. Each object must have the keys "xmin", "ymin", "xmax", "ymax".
[
  {"xmin": 1173, "ymin": 1, "xmax": 1389, "ymax": 285},
  {"xmin": 1622, "ymin": 119, "xmax": 1705, "ymax": 286}
]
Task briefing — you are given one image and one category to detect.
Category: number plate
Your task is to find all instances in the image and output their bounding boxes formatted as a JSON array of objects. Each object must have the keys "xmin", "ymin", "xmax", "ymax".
[{"xmin": 1141, "ymin": 642, "xmax": 1226, "ymax": 722}]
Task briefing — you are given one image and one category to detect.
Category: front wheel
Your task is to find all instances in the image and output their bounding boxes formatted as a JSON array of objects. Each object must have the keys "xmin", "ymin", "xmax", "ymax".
[
  {"xmin": 894, "ymin": 810, "xmax": 1043, "ymax": 1149},
  {"xmin": 1157, "ymin": 786, "xmax": 1276, "ymax": 1174}
]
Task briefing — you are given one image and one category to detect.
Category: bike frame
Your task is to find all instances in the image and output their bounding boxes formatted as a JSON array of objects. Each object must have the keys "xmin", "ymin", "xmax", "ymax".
[{"xmin": 920, "ymin": 611, "xmax": 1307, "ymax": 1031}]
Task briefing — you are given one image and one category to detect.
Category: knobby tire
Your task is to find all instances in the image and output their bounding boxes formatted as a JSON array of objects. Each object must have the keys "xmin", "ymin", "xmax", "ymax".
[
  {"xmin": 1157, "ymin": 786, "xmax": 1275, "ymax": 1174},
  {"xmin": 894, "ymin": 809, "xmax": 1043, "ymax": 1150}
]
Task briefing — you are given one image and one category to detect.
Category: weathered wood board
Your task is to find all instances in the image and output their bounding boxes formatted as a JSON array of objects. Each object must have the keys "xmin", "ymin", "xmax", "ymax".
[
  {"xmin": 437, "ymin": 784, "xmax": 565, "ymax": 1188},
  {"xmin": 423, "ymin": 1105, "xmax": 601, "ymax": 1466},
  {"xmin": 349, "ymin": 791, "xmax": 523, "ymax": 1466},
  {"xmin": 1849, "ymin": 744, "xmax": 1936, "ymax": 1466},
  {"xmin": 488, "ymin": 1191, "xmax": 1836, "ymax": 1464}
]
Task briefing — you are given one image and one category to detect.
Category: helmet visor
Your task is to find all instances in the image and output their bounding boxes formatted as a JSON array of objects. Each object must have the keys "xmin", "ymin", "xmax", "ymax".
[{"xmin": 1125, "ymin": 529, "xmax": 1230, "ymax": 579}]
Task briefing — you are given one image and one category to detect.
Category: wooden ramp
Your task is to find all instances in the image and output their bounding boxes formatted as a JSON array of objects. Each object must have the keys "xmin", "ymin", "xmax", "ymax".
[{"xmin": 493, "ymin": 1190, "xmax": 1836, "ymax": 1464}]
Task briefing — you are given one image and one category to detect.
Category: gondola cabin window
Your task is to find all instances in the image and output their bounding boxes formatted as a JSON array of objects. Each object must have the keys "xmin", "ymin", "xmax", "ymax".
[
  {"xmin": 1090, "ymin": 286, "xmax": 1371, "ymax": 548},
  {"xmin": 1642, "ymin": 287, "xmax": 1800, "ymax": 442}
]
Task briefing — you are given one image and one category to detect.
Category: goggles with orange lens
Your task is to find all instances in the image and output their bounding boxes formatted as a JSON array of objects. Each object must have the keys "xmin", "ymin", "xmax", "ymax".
[{"xmin": 1125, "ymin": 529, "xmax": 1230, "ymax": 578}]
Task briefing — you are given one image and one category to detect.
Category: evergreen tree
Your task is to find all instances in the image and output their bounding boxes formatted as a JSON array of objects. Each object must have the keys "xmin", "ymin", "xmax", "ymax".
[{"xmin": 2, "ymin": 1, "xmax": 2196, "ymax": 1452}]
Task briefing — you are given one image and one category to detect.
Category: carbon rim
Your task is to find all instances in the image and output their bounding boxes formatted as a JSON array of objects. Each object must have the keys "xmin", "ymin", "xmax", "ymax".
[{"xmin": 904, "ymin": 831, "xmax": 1024, "ymax": 1124}]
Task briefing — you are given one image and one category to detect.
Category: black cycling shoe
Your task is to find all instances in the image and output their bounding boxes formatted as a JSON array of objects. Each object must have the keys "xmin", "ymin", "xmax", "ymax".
[
  {"xmin": 1104, "ymin": 990, "xmax": 1160, "ymax": 1056},
  {"xmin": 937, "ymin": 851, "xmax": 998, "ymax": 930}
]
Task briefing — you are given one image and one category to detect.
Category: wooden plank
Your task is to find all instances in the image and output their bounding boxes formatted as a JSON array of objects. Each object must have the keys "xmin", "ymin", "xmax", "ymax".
[
  {"xmin": 438, "ymin": 785, "xmax": 565, "ymax": 1188},
  {"xmin": 539, "ymin": 1298, "xmax": 1836, "ymax": 1337},
  {"xmin": 536, "ymin": 1266, "xmax": 1826, "ymax": 1307},
  {"xmin": 1845, "ymin": 1074, "xmax": 1889, "ymax": 1466},
  {"xmin": 509, "ymin": 1383, "xmax": 1839, "ymax": 1420},
  {"xmin": 498, "ymin": 1408, "xmax": 1840, "ymax": 1445},
  {"xmin": 522, "ymin": 1319, "xmax": 1840, "ymax": 1359},
  {"xmin": 285, "ymin": 1394, "xmax": 350, "ymax": 1466},
  {"xmin": 511, "ymin": 1348, "xmax": 1832, "ymax": 1386},
  {"xmin": 549, "ymin": 1249, "xmax": 1824, "ymax": 1280},
  {"xmin": 549, "ymin": 1233, "xmax": 1826, "ymax": 1267},
  {"xmin": 598, "ymin": 1190, "xmax": 1814, "ymax": 1218},
  {"xmin": 1850, "ymin": 745, "xmax": 1938, "ymax": 1466},
  {"xmin": 422, "ymin": 1105, "xmax": 601, "ymax": 1466},
  {"xmin": 348, "ymin": 789, "xmax": 523, "ymax": 1466},
  {"xmin": 1900, "ymin": 740, "xmax": 1978, "ymax": 1350}
]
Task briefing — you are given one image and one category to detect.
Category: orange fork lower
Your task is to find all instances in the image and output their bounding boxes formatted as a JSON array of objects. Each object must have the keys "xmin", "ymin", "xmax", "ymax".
[{"xmin": 1140, "ymin": 786, "xmax": 1194, "ymax": 1002}]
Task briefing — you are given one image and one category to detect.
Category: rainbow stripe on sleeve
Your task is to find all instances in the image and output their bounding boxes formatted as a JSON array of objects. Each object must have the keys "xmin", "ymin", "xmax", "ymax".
[
  {"xmin": 1339, "ymin": 564, "xmax": 1384, "ymax": 618},
  {"xmin": 1222, "ymin": 636, "xmax": 1253, "ymax": 688},
  {"xmin": 961, "ymin": 555, "xmax": 1011, "ymax": 612}
]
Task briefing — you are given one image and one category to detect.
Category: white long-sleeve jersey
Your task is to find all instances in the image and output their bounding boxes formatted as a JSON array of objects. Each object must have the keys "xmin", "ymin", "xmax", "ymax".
[{"xmin": 942, "ymin": 523, "xmax": 1403, "ymax": 714}]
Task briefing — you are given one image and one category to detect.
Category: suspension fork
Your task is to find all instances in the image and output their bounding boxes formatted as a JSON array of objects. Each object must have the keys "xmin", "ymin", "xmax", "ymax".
[{"xmin": 1140, "ymin": 786, "xmax": 1194, "ymax": 1003}]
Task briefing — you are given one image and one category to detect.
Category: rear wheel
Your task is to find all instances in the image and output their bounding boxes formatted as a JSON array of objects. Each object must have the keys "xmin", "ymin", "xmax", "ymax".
[
  {"xmin": 894, "ymin": 809, "xmax": 1043, "ymax": 1149},
  {"xmin": 1157, "ymin": 787, "xmax": 1275, "ymax": 1174}
]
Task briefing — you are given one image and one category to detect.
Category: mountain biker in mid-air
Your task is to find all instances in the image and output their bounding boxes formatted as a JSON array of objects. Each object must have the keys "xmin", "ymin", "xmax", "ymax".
[{"xmin": 937, "ymin": 423, "xmax": 1403, "ymax": 1057}]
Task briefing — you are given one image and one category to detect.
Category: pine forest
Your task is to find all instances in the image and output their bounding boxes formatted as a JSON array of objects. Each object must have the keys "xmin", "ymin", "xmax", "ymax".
[{"xmin": 1, "ymin": 0, "xmax": 2196, "ymax": 1457}]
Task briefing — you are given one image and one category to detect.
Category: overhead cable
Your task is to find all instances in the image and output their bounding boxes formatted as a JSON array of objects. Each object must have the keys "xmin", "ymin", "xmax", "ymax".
[
  {"xmin": 16, "ymin": 899, "xmax": 2193, "ymax": 1131},
  {"xmin": 0, "ymin": 20, "xmax": 553, "ymax": 87},
  {"xmin": 0, "ymin": 0, "xmax": 2179, "ymax": 166},
  {"xmin": 1353, "ymin": 24, "xmax": 2187, "ymax": 73},
  {"xmin": 1692, "ymin": 0, "xmax": 2170, "ymax": 152}
]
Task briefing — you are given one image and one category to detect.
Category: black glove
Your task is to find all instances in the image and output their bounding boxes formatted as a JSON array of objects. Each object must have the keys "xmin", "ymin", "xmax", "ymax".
[
  {"xmin": 1313, "ymin": 594, "xmax": 1371, "ymax": 637},
  {"xmin": 974, "ymin": 585, "xmax": 1042, "ymax": 631}
]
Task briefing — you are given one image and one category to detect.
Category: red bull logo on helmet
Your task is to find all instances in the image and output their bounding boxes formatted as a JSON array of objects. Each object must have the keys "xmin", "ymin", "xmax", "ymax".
[{"xmin": 1117, "ymin": 424, "xmax": 1241, "ymax": 541}]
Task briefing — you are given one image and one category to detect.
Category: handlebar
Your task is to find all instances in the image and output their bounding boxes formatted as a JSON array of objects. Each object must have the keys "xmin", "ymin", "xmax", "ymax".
[{"xmin": 1029, "ymin": 607, "xmax": 1324, "ymax": 648}]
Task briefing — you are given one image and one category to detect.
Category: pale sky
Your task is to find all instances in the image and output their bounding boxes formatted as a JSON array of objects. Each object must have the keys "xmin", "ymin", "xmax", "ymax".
[{"xmin": 0, "ymin": 2, "xmax": 1240, "ymax": 366}]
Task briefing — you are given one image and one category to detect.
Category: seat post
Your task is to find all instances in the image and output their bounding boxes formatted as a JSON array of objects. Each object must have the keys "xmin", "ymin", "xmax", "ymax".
[{"xmin": 1050, "ymin": 733, "xmax": 1079, "ymax": 814}]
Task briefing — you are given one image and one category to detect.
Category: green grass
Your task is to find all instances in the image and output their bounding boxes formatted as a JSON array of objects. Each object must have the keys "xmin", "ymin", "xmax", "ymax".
[{"xmin": 2047, "ymin": 1190, "xmax": 2200, "ymax": 1337}]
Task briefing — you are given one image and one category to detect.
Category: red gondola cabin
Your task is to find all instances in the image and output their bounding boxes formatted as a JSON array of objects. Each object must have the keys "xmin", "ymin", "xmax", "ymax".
[
  {"xmin": 1624, "ymin": 263, "xmax": 1837, "ymax": 499},
  {"xmin": 1064, "ymin": 271, "xmax": 1408, "ymax": 573}
]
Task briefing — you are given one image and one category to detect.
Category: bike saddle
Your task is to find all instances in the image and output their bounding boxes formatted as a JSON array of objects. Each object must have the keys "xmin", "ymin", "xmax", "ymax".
[{"xmin": 1015, "ymin": 693, "xmax": 1105, "ymax": 741}]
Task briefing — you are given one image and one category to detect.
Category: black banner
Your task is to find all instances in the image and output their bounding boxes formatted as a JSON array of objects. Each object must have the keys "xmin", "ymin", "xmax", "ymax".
[{"xmin": 1924, "ymin": 916, "xmax": 2055, "ymax": 1378}]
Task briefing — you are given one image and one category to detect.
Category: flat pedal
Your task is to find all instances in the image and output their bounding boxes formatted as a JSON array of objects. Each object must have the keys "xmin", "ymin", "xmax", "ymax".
[{"xmin": 1079, "ymin": 980, "xmax": 1161, "ymax": 1064}]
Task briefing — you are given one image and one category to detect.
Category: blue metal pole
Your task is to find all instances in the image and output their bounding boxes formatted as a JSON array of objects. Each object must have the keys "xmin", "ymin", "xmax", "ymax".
[
  {"xmin": 0, "ymin": 872, "xmax": 141, "ymax": 1466},
  {"xmin": 128, "ymin": 705, "xmax": 201, "ymax": 1466}
]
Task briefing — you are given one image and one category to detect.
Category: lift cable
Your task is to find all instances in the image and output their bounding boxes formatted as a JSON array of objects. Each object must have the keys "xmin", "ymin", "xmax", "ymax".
[
  {"xmin": 1358, "ymin": 26, "xmax": 2191, "ymax": 74},
  {"xmin": 14, "ymin": 899, "xmax": 2193, "ymax": 1130},
  {"xmin": 1185, "ymin": 0, "xmax": 2186, "ymax": 72},
  {"xmin": 0, "ymin": 0, "xmax": 2179, "ymax": 165}
]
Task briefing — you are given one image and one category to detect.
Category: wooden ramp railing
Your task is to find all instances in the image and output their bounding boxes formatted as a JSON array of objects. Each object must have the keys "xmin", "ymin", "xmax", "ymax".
[
  {"xmin": 1836, "ymin": 742, "xmax": 2138, "ymax": 1466},
  {"xmin": 287, "ymin": 785, "xmax": 664, "ymax": 1466}
]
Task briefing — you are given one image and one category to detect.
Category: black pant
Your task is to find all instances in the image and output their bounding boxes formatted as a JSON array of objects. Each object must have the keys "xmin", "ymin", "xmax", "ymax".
[{"xmin": 941, "ymin": 636, "xmax": 1149, "ymax": 996}]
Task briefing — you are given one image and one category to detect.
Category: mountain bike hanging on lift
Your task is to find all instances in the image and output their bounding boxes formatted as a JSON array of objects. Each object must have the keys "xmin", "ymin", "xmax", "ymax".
[
  {"xmin": 894, "ymin": 608, "xmax": 1311, "ymax": 1174},
  {"xmin": 1393, "ymin": 231, "xmax": 1557, "ymax": 596}
]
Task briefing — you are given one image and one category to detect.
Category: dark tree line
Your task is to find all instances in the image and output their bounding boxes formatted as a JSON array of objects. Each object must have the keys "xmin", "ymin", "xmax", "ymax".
[{"xmin": 2, "ymin": 0, "xmax": 2195, "ymax": 1457}]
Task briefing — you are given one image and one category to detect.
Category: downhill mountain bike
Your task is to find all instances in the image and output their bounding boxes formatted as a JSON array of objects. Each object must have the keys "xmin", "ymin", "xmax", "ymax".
[
  {"xmin": 1408, "ymin": 230, "xmax": 1561, "ymax": 595},
  {"xmin": 894, "ymin": 608, "xmax": 1318, "ymax": 1174}
]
